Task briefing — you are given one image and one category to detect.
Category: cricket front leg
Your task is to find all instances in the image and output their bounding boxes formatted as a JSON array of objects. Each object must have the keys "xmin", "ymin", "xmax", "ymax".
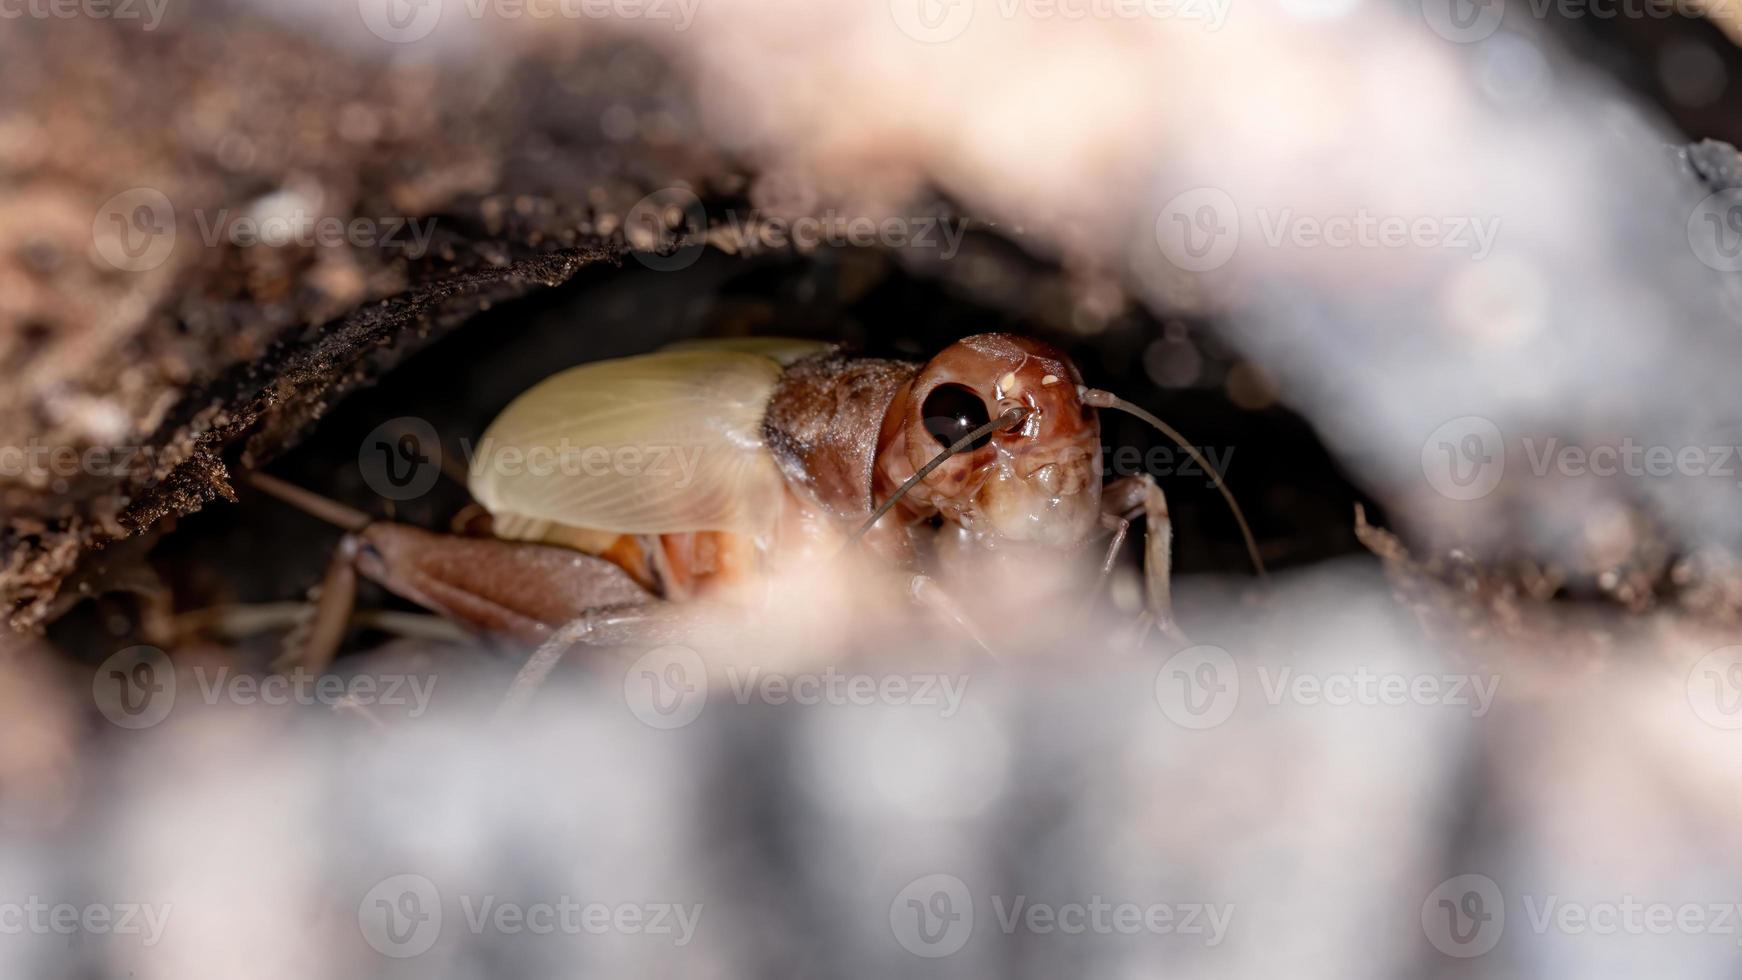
[
  {"xmin": 496, "ymin": 603, "xmax": 707, "ymax": 715},
  {"xmin": 908, "ymin": 574, "xmax": 998, "ymax": 657},
  {"xmin": 1102, "ymin": 474, "xmax": 1188, "ymax": 646}
]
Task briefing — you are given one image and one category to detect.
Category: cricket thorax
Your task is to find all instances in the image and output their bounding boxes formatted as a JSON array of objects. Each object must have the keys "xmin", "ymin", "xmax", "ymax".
[{"xmin": 762, "ymin": 350, "xmax": 921, "ymax": 524}]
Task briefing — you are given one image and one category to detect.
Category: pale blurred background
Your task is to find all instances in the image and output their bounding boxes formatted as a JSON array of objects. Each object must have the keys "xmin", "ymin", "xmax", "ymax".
[{"xmin": 5, "ymin": 0, "xmax": 1742, "ymax": 976}]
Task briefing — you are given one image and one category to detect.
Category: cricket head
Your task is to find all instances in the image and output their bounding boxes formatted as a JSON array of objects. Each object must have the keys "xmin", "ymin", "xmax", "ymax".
[{"xmin": 880, "ymin": 333, "xmax": 1103, "ymax": 549}]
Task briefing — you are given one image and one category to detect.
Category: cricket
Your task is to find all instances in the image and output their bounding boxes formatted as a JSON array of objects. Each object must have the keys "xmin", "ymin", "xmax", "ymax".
[{"xmin": 248, "ymin": 333, "xmax": 1266, "ymax": 706}]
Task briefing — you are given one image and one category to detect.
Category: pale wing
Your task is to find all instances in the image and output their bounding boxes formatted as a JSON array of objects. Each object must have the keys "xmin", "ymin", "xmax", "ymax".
[
  {"xmin": 468, "ymin": 350, "xmax": 789, "ymax": 537},
  {"xmin": 660, "ymin": 336, "xmax": 832, "ymax": 366}
]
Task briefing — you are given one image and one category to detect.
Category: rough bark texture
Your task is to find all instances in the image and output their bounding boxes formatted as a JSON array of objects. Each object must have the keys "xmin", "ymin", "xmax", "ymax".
[{"xmin": 0, "ymin": 14, "xmax": 730, "ymax": 628}]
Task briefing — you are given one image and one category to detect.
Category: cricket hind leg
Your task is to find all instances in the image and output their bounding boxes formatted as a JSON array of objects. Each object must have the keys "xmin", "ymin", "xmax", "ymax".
[
  {"xmin": 250, "ymin": 474, "xmax": 688, "ymax": 684},
  {"xmin": 341, "ymin": 522, "xmax": 722, "ymax": 715},
  {"xmin": 1101, "ymin": 474, "xmax": 1188, "ymax": 647},
  {"xmin": 275, "ymin": 535, "xmax": 362, "ymax": 676},
  {"xmin": 276, "ymin": 520, "xmax": 678, "ymax": 674}
]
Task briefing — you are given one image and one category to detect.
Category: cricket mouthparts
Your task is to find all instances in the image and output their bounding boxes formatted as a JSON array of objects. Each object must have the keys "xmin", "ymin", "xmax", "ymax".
[{"xmin": 847, "ymin": 405, "xmax": 1031, "ymax": 547}]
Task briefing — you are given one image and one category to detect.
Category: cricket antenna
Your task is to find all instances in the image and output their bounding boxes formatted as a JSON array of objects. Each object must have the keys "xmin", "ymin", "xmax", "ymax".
[
  {"xmin": 247, "ymin": 473, "xmax": 373, "ymax": 533},
  {"xmin": 1081, "ymin": 388, "xmax": 1268, "ymax": 579},
  {"xmin": 847, "ymin": 406, "xmax": 1029, "ymax": 546}
]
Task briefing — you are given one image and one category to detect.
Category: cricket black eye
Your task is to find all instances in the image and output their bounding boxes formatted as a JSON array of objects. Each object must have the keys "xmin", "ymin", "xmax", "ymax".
[{"xmin": 922, "ymin": 384, "xmax": 993, "ymax": 451}]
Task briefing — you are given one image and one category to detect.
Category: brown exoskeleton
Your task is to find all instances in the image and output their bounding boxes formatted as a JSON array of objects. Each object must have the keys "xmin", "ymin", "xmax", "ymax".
[{"xmin": 251, "ymin": 334, "xmax": 1264, "ymax": 707}]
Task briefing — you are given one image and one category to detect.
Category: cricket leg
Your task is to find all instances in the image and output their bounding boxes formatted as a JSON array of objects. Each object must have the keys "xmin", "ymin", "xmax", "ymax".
[
  {"xmin": 909, "ymin": 574, "xmax": 997, "ymax": 657},
  {"xmin": 251, "ymin": 474, "xmax": 682, "ymax": 675},
  {"xmin": 496, "ymin": 603, "xmax": 706, "ymax": 716},
  {"xmin": 349, "ymin": 522, "xmax": 661, "ymax": 641},
  {"xmin": 343, "ymin": 522, "xmax": 735, "ymax": 714},
  {"xmin": 1101, "ymin": 474, "xmax": 1188, "ymax": 646},
  {"xmin": 1098, "ymin": 511, "xmax": 1131, "ymax": 579},
  {"xmin": 274, "ymin": 536, "xmax": 361, "ymax": 675}
]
